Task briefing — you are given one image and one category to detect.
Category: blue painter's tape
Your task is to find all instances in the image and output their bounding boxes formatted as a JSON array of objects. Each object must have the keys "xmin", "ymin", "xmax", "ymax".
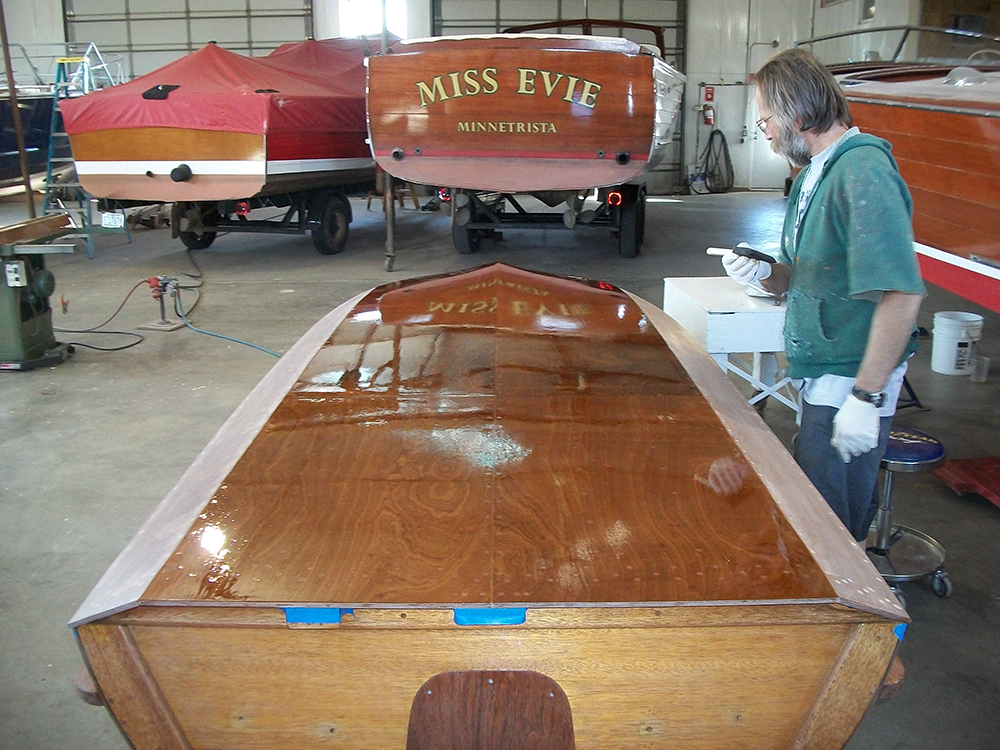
[
  {"xmin": 284, "ymin": 607, "xmax": 352, "ymax": 625},
  {"xmin": 894, "ymin": 623, "xmax": 907, "ymax": 641},
  {"xmin": 454, "ymin": 608, "xmax": 527, "ymax": 626}
]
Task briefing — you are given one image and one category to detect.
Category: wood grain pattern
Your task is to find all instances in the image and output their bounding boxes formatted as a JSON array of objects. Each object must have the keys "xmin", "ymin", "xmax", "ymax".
[
  {"xmin": 140, "ymin": 265, "xmax": 839, "ymax": 606},
  {"xmin": 75, "ymin": 624, "xmax": 191, "ymax": 750},
  {"xmin": 128, "ymin": 620, "xmax": 853, "ymax": 750},
  {"xmin": 0, "ymin": 213, "xmax": 70, "ymax": 245},
  {"xmin": 406, "ymin": 670, "xmax": 575, "ymax": 750},
  {"xmin": 68, "ymin": 128, "xmax": 266, "ymax": 162}
]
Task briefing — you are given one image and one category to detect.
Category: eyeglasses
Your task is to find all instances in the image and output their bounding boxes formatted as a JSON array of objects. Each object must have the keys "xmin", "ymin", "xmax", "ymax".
[{"xmin": 755, "ymin": 114, "xmax": 774, "ymax": 133}]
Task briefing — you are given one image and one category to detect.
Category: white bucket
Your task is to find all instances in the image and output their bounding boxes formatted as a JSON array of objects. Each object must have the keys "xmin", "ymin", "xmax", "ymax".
[{"xmin": 931, "ymin": 311, "xmax": 984, "ymax": 375}]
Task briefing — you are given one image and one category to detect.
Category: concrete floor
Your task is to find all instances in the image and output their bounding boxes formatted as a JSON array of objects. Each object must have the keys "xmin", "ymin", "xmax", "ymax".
[{"xmin": 1, "ymin": 191, "xmax": 998, "ymax": 749}]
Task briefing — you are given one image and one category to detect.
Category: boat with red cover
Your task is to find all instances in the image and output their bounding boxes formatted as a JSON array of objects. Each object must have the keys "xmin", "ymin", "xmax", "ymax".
[{"xmin": 59, "ymin": 38, "xmax": 385, "ymax": 253}]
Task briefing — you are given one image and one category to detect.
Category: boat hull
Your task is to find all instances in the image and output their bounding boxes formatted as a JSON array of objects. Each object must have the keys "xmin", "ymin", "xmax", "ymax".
[
  {"xmin": 71, "ymin": 264, "xmax": 903, "ymax": 749},
  {"xmin": 367, "ymin": 36, "xmax": 684, "ymax": 192},
  {"xmin": 67, "ymin": 126, "xmax": 375, "ymax": 202},
  {"xmin": 841, "ymin": 68, "xmax": 1000, "ymax": 311}
]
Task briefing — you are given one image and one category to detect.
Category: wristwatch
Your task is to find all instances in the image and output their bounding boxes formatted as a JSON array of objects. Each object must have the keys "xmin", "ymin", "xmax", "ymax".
[{"xmin": 852, "ymin": 385, "xmax": 888, "ymax": 408}]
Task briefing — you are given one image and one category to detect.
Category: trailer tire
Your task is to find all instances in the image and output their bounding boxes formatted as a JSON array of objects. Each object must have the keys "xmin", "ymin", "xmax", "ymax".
[
  {"xmin": 312, "ymin": 193, "xmax": 350, "ymax": 255},
  {"xmin": 618, "ymin": 195, "xmax": 639, "ymax": 258},
  {"xmin": 453, "ymin": 223, "xmax": 481, "ymax": 254},
  {"xmin": 179, "ymin": 229, "xmax": 216, "ymax": 250},
  {"xmin": 176, "ymin": 202, "xmax": 218, "ymax": 249}
]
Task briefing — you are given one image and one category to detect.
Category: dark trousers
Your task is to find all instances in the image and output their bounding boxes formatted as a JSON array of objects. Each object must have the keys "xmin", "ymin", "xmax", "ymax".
[{"xmin": 793, "ymin": 402, "xmax": 893, "ymax": 541}]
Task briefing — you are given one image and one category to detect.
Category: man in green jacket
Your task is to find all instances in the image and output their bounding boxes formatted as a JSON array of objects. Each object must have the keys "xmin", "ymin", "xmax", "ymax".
[{"xmin": 721, "ymin": 48, "xmax": 925, "ymax": 541}]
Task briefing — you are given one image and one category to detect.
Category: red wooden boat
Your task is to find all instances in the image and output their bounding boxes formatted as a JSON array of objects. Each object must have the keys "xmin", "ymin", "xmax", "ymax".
[
  {"xmin": 58, "ymin": 38, "xmax": 386, "ymax": 253},
  {"xmin": 367, "ymin": 33, "xmax": 684, "ymax": 193},
  {"xmin": 71, "ymin": 264, "xmax": 905, "ymax": 750},
  {"xmin": 799, "ymin": 26, "xmax": 1000, "ymax": 312}
]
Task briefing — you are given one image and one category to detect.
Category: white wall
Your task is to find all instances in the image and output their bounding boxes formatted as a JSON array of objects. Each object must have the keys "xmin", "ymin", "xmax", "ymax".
[{"xmin": 3, "ymin": 0, "xmax": 65, "ymax": 45}]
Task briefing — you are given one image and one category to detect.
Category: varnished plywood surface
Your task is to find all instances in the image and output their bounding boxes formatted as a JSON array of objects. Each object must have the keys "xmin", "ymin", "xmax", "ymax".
[
  {"xmin": 137, "ymin": 264, "xmax": 840, "ymax": 608},
  {"xmin": 68, "ymin": 128, "xmax": 266, "ymax": 162},
  {"xmin": 366, "ymin": 37, "xmax": 683, "ymax": 191},
  {"xmin": 128, "ymin": 620, "xmax": 853, "ymax": 750}
]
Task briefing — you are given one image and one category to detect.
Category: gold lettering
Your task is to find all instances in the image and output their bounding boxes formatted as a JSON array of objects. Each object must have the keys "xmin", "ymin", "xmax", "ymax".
[
  {"xmin": 462, "ymin": 68, "xmax": 482, "ymax": 96},
  {"xmin": 476, "ymin": 122, "xmax": 487, "ymax": 132},
  {"xmin": 471, "ymin": 300, "xmax": 490, "ymax": 313},
  {"xmin": 416, "ymin": 76, "xmax": 450, "ymax": 107},
  {"xmin": 517, "ymin": 122, "xmax": 526, "ymax": 133},
  {"xmin": 536, "ymin": 303, "xmax": 553, "ymax": 316},
  {"xmin": 489, "ymin": 122, "xmax": 498, "ymax": 132},
  {"xmin": 562, "ymin": 75, "xmax": 580, "ymax": 103},
  {"xmin": 457, "ymin": 122, "xmax": 470, "ymax": 132},
  {"xmin": 499, "ymin": 122, "xmax": 506, "ymax": 133},
  {"xmin": 579, "ymin": 80, "xmax": 602, "ymax": 109},
  {"xmin": 540, "ymin": 70, "xmax": 564, "ymax": 97},
  {"xmin": 517, "ymin": 68, "xmax": 537, "ymax": 94},
  {"xmin": 428, "ymin": 301, "xmax": 455, "ymax": 313},
  {"xmin": 511, "ymin": 300, "xmax": 530, "ymax": 316},
  {"xmin": 447, "ymin": 71, "xmax": 464, "ymax": 98},
  {"xmin": 481, "ymin": 67, "xmax": 499, "ymax": 94}
]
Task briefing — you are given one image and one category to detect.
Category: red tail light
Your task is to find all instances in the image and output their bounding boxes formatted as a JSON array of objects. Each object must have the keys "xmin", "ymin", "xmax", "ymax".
[
  {"xmin": 236, "ymin": 200, "xmax": 251, "ymax": 216},
  {"xmin": 607, "ymin": 191, "xmax": 623, "ymax": 207}
]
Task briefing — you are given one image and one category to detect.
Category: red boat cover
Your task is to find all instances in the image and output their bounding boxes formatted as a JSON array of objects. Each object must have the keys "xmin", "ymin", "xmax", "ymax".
[{"xmin": 60, "ymin": 38, "xmax": 386, "ymax": 137}]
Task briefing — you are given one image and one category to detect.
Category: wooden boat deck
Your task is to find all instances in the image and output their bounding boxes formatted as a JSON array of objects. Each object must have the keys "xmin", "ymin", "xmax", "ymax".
[{"xmin": 72, "ymin": 265, "xmax": 905, "ymax": 750}]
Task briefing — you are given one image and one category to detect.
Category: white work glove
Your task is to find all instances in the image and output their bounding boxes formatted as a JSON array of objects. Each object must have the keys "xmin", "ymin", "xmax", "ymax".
[
  {"xmin": 831, "ymin": 395, "xmax": 881, "ymax": 463},
  {"xmin": 722, "ymin": 249, "xmax": 772, "ymax": 287}
]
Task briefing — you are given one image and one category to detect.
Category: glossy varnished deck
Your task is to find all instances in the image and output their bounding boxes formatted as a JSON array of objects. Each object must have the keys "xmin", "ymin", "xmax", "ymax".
[{"xmin": 134, "ymin": 265, "xmax": 832, "ymax": 607}]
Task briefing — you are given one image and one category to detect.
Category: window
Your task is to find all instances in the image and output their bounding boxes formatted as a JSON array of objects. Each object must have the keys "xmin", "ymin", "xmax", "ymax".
[{"xmin": 339, "ymin": 0, "xmax": 407, "ymax": 38}]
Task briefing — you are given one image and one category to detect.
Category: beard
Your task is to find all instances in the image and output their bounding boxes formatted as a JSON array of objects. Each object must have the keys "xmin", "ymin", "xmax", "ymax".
[{"xmin": 772, "ymin": 122, "xmax": 812, "ymax": 168}]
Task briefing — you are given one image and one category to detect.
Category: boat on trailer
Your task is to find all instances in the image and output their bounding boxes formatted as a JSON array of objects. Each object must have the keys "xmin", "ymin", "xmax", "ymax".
[
  {"xmin": 71, "ymin": 264, "xmax": 905, "ymax": 750},
  {"xmin": 58, "ymin": 38, "xmax": 385, "ymax": 254},
  {"xmin": 366, "ymin": 21, "xmax": 685, "ymax": 257},
  {"xmin": 798, "ymin": 26, "xmax": 1000, "ymax": 313}
]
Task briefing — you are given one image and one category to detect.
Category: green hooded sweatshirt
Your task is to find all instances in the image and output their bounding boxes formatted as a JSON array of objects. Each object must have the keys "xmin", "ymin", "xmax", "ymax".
[{"xmin": 778, "ymin": 133, "xmax": 925, "ymax": 379}]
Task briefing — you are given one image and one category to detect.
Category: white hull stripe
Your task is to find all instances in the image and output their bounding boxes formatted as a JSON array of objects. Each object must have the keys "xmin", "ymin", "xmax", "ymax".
[
  {"xmin": 74, "ymin": 157, "xmax": 375, "ymax": 177},
  {"xmin": 915, "ymin": 242, "xmax": 1000, "ymax": 281}
]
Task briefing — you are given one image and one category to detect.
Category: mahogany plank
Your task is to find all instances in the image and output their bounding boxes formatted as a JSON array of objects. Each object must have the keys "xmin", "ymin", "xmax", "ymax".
[
  {"xmin": 406, "ymin": 670, "xmax": 575, "ymax": 750},
  {"xmin": 68, "ymin": 128, "xmax": 266, "ymax": 161}
]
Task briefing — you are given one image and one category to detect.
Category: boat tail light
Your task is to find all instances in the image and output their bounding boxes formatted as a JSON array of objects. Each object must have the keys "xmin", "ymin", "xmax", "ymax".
[
  {"xmin": 438, "ymin": 187, "xmax": 452, "ymax": 203},
  {"xmin": 607, "ymin": 191, "xmax": 623, "ymax": 207},
  {"xmin": 236, "ymin": 201, "xmax": 251, "ymax": 216},
  {"xmin": 598, "ymin": 281, "xmax": 615, "ymax": 291}
]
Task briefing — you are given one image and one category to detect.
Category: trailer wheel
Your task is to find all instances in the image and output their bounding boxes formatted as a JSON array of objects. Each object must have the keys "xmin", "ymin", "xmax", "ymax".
[
  {"xmin": 179, "ymin": 229, "xmax": 216, "ymax": 250},
  {"xmin": 312, "ymin": 193, "xmax": 350, "ymax": 255},
  {"xmin": 618, "ymin": 194, "xmax": 639, "ymax": 258},
  {"xmin": 453, "ymin": 223, "xmax": 481, "ymax": 254},
  {"xmin": 176, "ymin": 202, "xmax": 218, "ymax": 249}
]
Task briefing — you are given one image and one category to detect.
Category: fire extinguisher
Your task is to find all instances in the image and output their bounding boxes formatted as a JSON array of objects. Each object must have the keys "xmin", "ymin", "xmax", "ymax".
[{"xmin": 703, "ymin": 104, "xmax": 715, "ymax": 126}]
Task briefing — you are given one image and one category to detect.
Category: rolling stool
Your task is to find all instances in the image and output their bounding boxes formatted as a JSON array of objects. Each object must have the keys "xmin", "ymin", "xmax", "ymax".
[{"xmin": 866, "ymin": 426, "xmax": 953, "ymax": 608}]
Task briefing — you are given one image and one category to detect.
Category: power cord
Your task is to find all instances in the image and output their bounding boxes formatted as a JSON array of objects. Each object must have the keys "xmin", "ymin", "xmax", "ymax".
[
  {"xmin": 171, "ymin": 284, "xmax": 280, "ymax": 358},
  {"xmin": 694, "ymin": 129, "xmax": 735, "ymax": 194},
  {"xmin": 53, "ymin": 279, "xmax": 146, "ymax": 352}
]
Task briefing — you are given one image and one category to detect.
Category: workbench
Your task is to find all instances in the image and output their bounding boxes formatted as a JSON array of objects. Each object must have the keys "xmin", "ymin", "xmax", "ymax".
[{"xmin": 662, "ymin": 276, "xmax": 799, "ymax": 412}]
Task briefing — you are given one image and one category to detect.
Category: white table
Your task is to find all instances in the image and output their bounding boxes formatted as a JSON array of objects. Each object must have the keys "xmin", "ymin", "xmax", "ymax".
[{"xmin": 662, "ymin": 276, "xmax": 800, "ymax": 412}]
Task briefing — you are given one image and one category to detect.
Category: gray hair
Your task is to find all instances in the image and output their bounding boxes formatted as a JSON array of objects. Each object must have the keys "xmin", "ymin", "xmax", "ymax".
[{"xmin": 754, "ymin": 48, "xmax": 852, "ymax": 135}]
